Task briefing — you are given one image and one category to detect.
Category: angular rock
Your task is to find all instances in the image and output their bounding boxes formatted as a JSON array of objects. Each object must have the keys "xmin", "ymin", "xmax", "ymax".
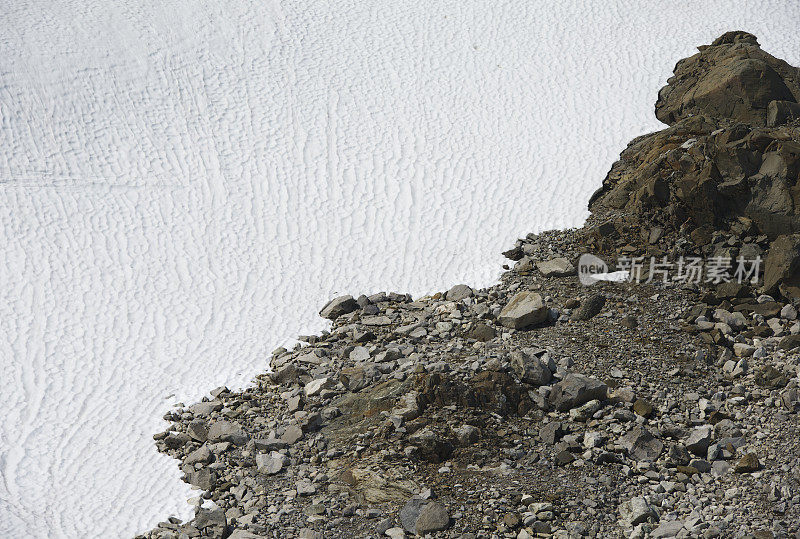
[
  {"xmin": 415, "ymin": 501, "xmax": 450, "ymax": 535},
  {"xmin": 734, "ymin": 453, "xmax": 761, "ymax": 473},
  {"xmin": 184, "ymin": 444, "xmax": 212, "ymax": 466},
  {"xmin": 685, "ymin": 425, "xmax": 714, "ymax": 456},
  {"xmin": 620, "ymin": 426, "xmax": 663, "ymax": 461},
  {"xmin": 187, "ymin": 420, "xmax": 208, "ymax": 442},
  {"xmin": 767, "ymin": 99, "xmax": 800, "ymax": 127},
  {"xmin": 632, "ymin": 399, "xmax": 654, "ymax": 418},
  {"xmin": 454, "ymin": 424, "xmax": 480, "ymax": 446},
  {"xmin": 764, "ymin": 234, "xmax": 800, "ymax": 298},
  {"xmin": 536, "ymin": 258, "xmax": 576, "ymax": 277},
  {"xmin": 280, "ymin": 424, "xmax": 304, "ymax": 445},
  {"xmin": 194, "ymin": 507, "xmax": 226, "ymax": 530},
  {"xmin": 655, "ymin": 31, "xmax": 799, "ymax": 126},
  {"xmin": 548, "ymin": 374, "xmax": 607, "ymax": 411},
  {"xmin": 445, "ymin": 284, "xmax": 474, "ymax": 301},
  {"xmin": 539, "ymin": 421, "xmax": 564, "ymax": 445},
  {"xmin": 256, "ymin": 451, "xmax": 289, "ymax": 475},
  {"xmin": 320, "ymin": 295, "xmax": 359, "ymax": 319},
  {"xmin": 509, "ymin": 348, "xmax": 552, "ymax": 386},
  {"xmin": 189, "ymin": 400, "xmax": 223, "ymax": 416},
  {"xmin": 779, "ymin": 334, "xmax": 800, "ymax": 350},
  {"xmin": 399, "ymin": 498, "xmax": 426, "ymax": 533},
  {"xmin": 206, "ymin": 421, "xmax": 247, "ymax": 445},
  {"xmin": 467, "ymin": 322, "xmax": 496, "ymax": 342},
  {"xmin": 304, "ymin": 377, "xmax": 334, "ymax": 397},
  {"xmin": 498, "ymin": 291, "xmax": 548, "ymax": 329}
]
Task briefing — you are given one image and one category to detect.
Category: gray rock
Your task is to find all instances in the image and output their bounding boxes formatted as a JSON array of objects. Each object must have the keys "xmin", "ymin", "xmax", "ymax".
[
  {"xmin": 296, "ymin": 480, "xmax": 316, "ymax": 496},
  {"xmin": 228, "ymin": 530, "xmax": 264, "ymax": 539},
  {"xmin": 685, "ymin": 425, "xmax": 714, "ymax": 456},
  {"xmin": 304, "ymin": 376, "xmax": 334, "ymax": 397},
  {"xmin": 207, "ymin": 421, "xmax": 247, "ymax": 445},
  {"xmin": 189, "ymin": 400, "xmax": 223, "ymax": 416},
  {"xmin": 375, "ymin": 518, "xmax": 393, "ymax": 535},
  {"xmin": 187, "ymin": 419, "xmax": 208, "ymax": 442},
  {"xmin": 468, "ymin": 322, "xmax": 496, "ymax": 342},
  {"xmin": 764, "ymin": 234, "xmax": 800, "ymax": 297},
  {"xmin": 188, "ymin": 468, "xmax": 212, "ymax": 490},
  {"xmin": 415, "ymin": 501, "xmax": 450, "ymax": 535},
  {"xmin": 298, "ymin": 528, "xmax": 324, "ymax": 539},
  {"xmin": 385, "ymin": 528, "xmax": 406, "ymax": 539},
  {"xmin": 399, "ymin": 498, "xmax": 426, "ymax": 533},
  {"xmin": 651, "ymin": 520, "xmax": 684, "ymax": 538},
  {"xmin": 349, "ymin": 346, "xmax": 371, "ymax": 362},
  {"xmin": 510, "ymin": 348, "xmax": 552, "ymax": 386},
  {"xmin": 185, "ymin": 444, "xmax": 212, "ymax": 465},
  {"xmin": 280, "ymin": 424, "xmax": 304, "ymax": 445},
  {"xmin": 536, "ymin": 258, "xmax": 576, "ymax": 277},
  {"xmin": 689, "ymin": 459, "xmax": 712, "ymax": 473},
  {"xmin": 320, "ymin": 295, "xmax": 359, "ymax": 319},
  {"xmin": 620, "ymin": 426, "xmax": 663, "ymax": 461},
  {"xmin": 548, "ymin": 373, "xmax": 607, "ymax": 411},
  {"xmin": 619, "ymin": 496, "xmax": 658, "ymax": 527},
  {"xmin": 194, "ymin": 507, "xmax": 226, "ymax": 530},
  {"xmin": 454, "ymin": 424, "xmax": 480, "ymax": 446},
  {"xmin": 539, "ymin": 422, "xmax": 564, "ymax": 445},
  {"xmin": 256, "ymin": 451, "xmax": 289, "ymax": 475},
  {"xmin": 498, "ymin": 291, "xmax": 549, "ymax": 329},
  {"xmin": 445, "ymin": 284, "xmax": 474, "ymax": 301}
]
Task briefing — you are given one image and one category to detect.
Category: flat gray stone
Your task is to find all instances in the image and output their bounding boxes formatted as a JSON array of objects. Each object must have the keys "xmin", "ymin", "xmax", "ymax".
[{"xmin": 536, "ymin": 257, "xmax": 576, "ymax": 277}]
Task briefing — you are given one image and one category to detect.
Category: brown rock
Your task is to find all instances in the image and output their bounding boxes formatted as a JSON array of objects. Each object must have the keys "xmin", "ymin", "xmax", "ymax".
[
  {"xmin": 655, "ymin": 32, "xmax": 799, "ymax": 126},
  {"xmin": 734, "ymin": 453, "xmax": 761, "ymax": 473},
  {"xmin": 633, "ymin": 398, "xmax": 654, "ymax": 418},
  {"xmin": 764, "ymin": 234, "xmax": 800, "ymax": 297}
]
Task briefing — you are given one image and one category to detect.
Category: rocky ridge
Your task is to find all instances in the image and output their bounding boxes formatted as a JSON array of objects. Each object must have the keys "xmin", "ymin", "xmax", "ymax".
[{"xmin": 140, "ymin": 33, "xmax": 800, "ymax": 539}]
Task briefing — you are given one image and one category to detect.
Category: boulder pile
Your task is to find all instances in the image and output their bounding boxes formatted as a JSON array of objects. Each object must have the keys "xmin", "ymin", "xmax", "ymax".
[{"xmin": 139, "ymin": 33, "xmax": 800, "ymax": 539}]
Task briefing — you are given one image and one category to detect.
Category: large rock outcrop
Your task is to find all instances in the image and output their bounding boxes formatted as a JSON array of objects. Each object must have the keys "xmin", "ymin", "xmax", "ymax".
[
  {"xmin": 589, "ymin": 32, "xmax": 800, "ymax": 242},
  {"xmin": 655, "ymin": 31, "xmax": 800, "ymax": 127}
]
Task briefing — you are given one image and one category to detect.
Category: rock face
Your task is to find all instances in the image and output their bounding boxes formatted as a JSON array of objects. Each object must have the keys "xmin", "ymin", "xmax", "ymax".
[
  {"xmin": 589, "ymin": 32, "xmax": 800, "ymax": 242},
  {"xmin": 655, "ymin": 31, "xmax": 799, "ymax": 127},
  {"xmin": 414, "ymin": 501, "xmax": 450, "ymax": 534},
  {"xmin": 497, "ymin": 291, "xmax": 548, "ymax": 329},
  {"xmin": 764, "ymin": 234, "xmax": 800, "ymax": 297}
]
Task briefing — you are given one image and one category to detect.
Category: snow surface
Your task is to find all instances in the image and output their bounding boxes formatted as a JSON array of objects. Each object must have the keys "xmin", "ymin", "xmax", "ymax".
[{"xmin": 0, "ymin": 1, "xmax": 798, "ymax": 537}]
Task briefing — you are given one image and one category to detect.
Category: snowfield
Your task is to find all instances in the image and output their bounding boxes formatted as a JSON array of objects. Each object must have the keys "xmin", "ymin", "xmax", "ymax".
[{"xmin": 1, "ymin": 1, "xmax": 798, "ymax": 537}]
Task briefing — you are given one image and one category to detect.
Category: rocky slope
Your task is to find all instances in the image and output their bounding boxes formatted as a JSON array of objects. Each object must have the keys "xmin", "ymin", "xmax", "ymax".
[{"xmin": 139, "ymin": 33, "xmax": 800, "ymax": 539}]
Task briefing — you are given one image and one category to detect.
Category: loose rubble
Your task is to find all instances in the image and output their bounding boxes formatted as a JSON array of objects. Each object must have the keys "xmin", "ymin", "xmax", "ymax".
[{"xmin": 140, "ymin": 33, "xmax": 800, "ymax": 539}]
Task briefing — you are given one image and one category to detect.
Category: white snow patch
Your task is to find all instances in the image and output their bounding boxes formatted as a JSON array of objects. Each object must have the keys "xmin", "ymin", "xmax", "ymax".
[{"xmin": 1, "ymin": 1, "xmax": 798, "ymax": 537}]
